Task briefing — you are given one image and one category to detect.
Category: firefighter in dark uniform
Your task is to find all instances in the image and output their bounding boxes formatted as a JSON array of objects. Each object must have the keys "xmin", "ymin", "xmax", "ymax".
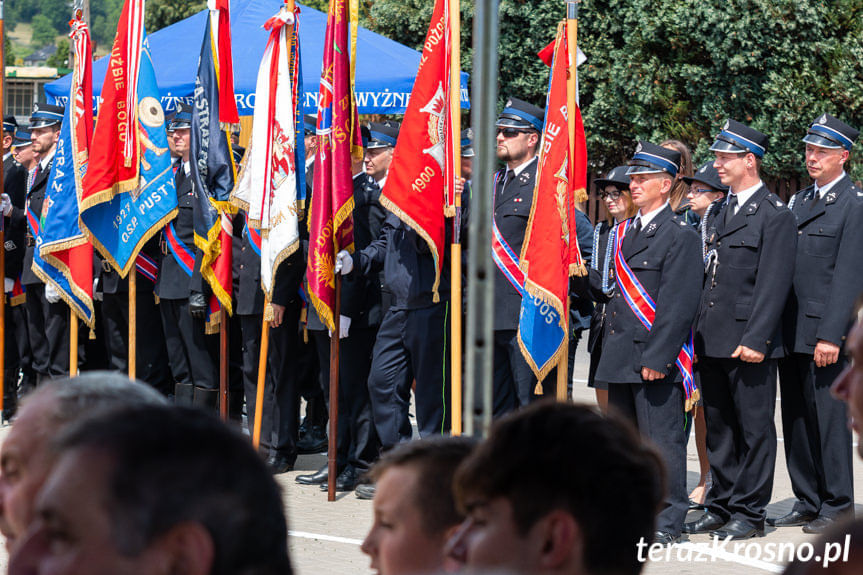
[
  {"xmin": 1, "ymin": 118, "xmax": 28, "ymax": 416},
  {"xmin": 297, "ymin": 126, "xmax": 383, "ymax": 492},
  {"xmin": 335, "ymin": 121, "xmax": 452, "ymax": 457},
  {"xmin": 684, "ymin": 119, "xmax": 797, "ymax": 540},
  {"xmin": 5, "ymin": 129, "xmax": 37, "ymax": 399},
  {"xmin": 594, "ymin": 142, "xmax": 702, "ymax": 545},
  {"xmin": 490, "ymin": 97, "xmax": 544, "ymax": 414},
  {"xmin": 771, "ymin": 114, "xmax": 863, "ymax": 534},
  {"xmin": 236, "ymin": 211, "xmax": 305, "ymax": 474},
  {"xmin": 155, "ymin": 103, "xmax": 218, "ymax": 408},
  {"xmin": 96, "ymin": 236, "xmax": 172, "ymax": 395},
  {"xmin": 21, "ymin": 103, "xmax": 70, "ymax": 381}
]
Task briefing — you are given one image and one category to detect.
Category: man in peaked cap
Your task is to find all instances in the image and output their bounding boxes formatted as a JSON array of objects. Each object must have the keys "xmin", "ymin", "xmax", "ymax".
[
  {"xmin": 685, "ymin": 119, "xmax": 797, "ymax": 540},
  {"xmin": 594, "ymin": 141, "xmax": 702, "ymax": 545},
  {"xmin": 490, "ymin": 97, "xmax": 546, "ymax": 415},
  {"xmin": 21, "ymin": 103, "xmax": 73, "ymax": 382},
  {"xmin": 1, "ymin": 117, "xmax": 28, "ymax": 415},
  {"xmin": 771, "ymin": 114, "xmax": 863, "ymax": 534},
  {"xmin": 155, "ymin": 102, "xmax": 219, "ymax": 410},
  {"xmin": 460, "ymin": 128, "xmax": 474, "ymax": 182},
  {"xmin": 336, "ymin": 118, "xmax": 462, "ymax": 499}
]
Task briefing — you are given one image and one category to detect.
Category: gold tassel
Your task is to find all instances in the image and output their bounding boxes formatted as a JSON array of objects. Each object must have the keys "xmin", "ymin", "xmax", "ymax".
[
  {"xmin": 264, "ymin": 303, "xmax": 275, "ymax": 323},
  {"xmin": 534, "ymin": 382, "xmax": 544, "ymax": 395},
  {"xmin": 89, "ymin": 328, "xmax": 96, "ymax": 340}
]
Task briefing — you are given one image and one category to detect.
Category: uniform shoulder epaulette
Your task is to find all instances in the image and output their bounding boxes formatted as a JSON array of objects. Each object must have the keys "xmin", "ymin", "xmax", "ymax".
[{"xmin": 764, "ymin": 192, "xmax": 786, "ymax": 209}]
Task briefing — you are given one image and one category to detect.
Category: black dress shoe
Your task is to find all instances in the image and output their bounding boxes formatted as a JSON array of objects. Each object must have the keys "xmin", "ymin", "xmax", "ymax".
[
  {"xmin": 355, "ymin": 483, "xmax": 376, "ymax": 500},
  {"xmin": 296, "ymin": 464, "xmax": 330, "ymax": 485},
  {"xmin": 267, "ymin": 454, "xmax": 295, "ymax": 474},
  {"xmin": 320, "ymin": 467, "xmax": 358, "ymax": 492},
  {"xmin": 653, "ymin": 531, "xmax": 679, "ymax": 546},
  {"xmin": 711, "ymin": 519, "xmax": 764, "ymax": 540},
  {"xmin": 766, "ymin": 510, "xmax": 818, "ymax": 527},
  {"xmin": 297, "ymin": 426, "xmax": 328, "ymax": 454},
  {"xmin": 683, "ymin": 511, "xmax": 726, "ymax": 534},
  {"xmin": 802, "ymin": 516, "xmax": 835, "ymax": 534}
]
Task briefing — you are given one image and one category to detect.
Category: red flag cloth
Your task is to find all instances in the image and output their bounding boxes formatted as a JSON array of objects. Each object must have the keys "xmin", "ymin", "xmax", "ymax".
[
  {"xmin": 81, "ymin": 0, "xmax": 142, "ymax": 204},
  {"xmin": 307, "ymin": 0, "xmax": 360, "ymax": 331},
  {"xmin": 519, "ymin": 23, "xmax": 587, "ymax": 353},
  {"xmin": 537, "ymin": 39, "xmax": 555, "ymax": 66},
  {"xmin": 214, "ymin": 0, "xmax": 240, "ymax": 124},
  {"xmin": 379, "ymin": 0, "xmax": 452, "ymax": 302}
]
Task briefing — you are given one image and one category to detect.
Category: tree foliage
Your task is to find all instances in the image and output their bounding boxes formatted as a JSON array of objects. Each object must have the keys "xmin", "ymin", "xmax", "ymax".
[
  {"xmin": 364, "ymin": 0, "xmax": 863, "ymax": 180},
  {"xmin": 30, "ymin": 14, "xmax": 58, "ymax": 47},
  {"xmin": 145, "ymin": 0, "xmax": 206, "ymax": 34}
]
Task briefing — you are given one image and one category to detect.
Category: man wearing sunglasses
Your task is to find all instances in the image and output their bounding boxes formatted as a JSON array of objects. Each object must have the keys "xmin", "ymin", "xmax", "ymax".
[
  {"xmin": 490, "ymin": 97, "xmax": 545, "ymax": 415},
  {"xmin": 772, "ymin": 114, "xmax": 863, "ymax": 534}
]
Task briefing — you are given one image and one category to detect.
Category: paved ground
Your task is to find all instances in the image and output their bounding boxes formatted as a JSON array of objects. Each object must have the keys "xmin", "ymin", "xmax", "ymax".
[{"xmin": 0, "ymin": 345, "xmax": 860, "ymax": 574}]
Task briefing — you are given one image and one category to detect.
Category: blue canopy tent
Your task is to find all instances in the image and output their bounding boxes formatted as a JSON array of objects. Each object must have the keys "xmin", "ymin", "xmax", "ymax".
[{"xmin": 45, "ymin": 0, "xmax": 469, "ymax": 115}]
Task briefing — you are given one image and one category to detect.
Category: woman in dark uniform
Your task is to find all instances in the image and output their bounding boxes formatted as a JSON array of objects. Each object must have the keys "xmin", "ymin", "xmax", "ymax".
[
  {"xmin": 586, "ymin": 166, "xmax": 636, "ymax": 412},
  {"xmin": 662, "ymin": 139, "xmax": 700, "ymax": 227}
]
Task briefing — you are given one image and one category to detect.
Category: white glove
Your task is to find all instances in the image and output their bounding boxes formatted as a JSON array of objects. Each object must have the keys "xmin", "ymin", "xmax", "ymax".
[
  {"xmin": 334, "ymin": 250, "xmax": 353, "ymax": 275},
  {"xmin": 4, "ymin": 278, "xmax": 13, "ymax": 293},
  {"xmin": 45, "ymin": 282, "xmax": 61, "ymax": 303},
  {"xmin": 0, "ymin": 194, "xmax": 12, "ymax": 217},
  {"xmin": 328, "ymin": 315, "xmax": 352, "ymax": 339},
  {"xmin": 93, "ymin": 278, "xmax": 103, "ymax": 301}
]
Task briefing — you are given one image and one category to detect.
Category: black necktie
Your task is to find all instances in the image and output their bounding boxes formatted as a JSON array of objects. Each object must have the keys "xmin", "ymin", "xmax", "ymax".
[{"xmin": 725, "ymin": 194, "xmax": 738, "ymax": 225}]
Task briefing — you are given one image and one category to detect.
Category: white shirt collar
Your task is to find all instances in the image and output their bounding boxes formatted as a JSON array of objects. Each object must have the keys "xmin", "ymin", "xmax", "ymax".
[
  {"xmin": 305, "ymin": 156, "xmax": 315, "ymax": 171},
  {"xmin": 3, "ymin": 152, "xmax": 11, "ymax": 162},
  {"xmin": 39, "ymin": 149, "xmax": 56, "ymax": 171},
  {"xmin": 728, "ymin": 180, "xmax": 763, "ymax": 208},
  {"xmin": 510, "ymin": 155, "xmax": 537, "ymax": 177},
  {"xmin": 183, "ymin": 160, "xmax": 191, "ymax": 175},
  {"xmin": 815, "ymin": 171, "xmax": 845, "ymax": 196},
  {"xmin": 635, "ymin": 202, "xmax": 669, "ymax": 228},
  {"xmin": 377, "ymin": 175, "xmax": 387, "ymax": 188}
]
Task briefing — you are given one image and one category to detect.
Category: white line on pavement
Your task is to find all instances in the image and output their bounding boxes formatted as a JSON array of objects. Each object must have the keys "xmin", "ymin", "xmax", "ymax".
[
  {"xmin": 289, "ymin": 531, "xmax": 364, "ymax": 546},
  {"xmin": 672, "ymin": 542, "xmax": 784, "ymax": 573}
]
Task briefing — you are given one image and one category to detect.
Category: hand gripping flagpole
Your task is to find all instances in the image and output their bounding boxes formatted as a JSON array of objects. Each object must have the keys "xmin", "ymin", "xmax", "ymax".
[
  {"xmin": 553, "ymin": 0, "xmax": 580, "ymax": 402},
  {"xmin": 449, "ymin": 0, "xmax": 463, "ymax": 434}
]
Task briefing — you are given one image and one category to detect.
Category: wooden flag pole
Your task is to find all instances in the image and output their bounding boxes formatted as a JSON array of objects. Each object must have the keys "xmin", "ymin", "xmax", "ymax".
[
  {"xmin": 449, "ymin": 0, "xmax": 463, "ymax": 435},
  {"xmin": 252, "ymin": 300, "xmax": 270, "ymax": 449},
  {"xmin": 69, "ymin": 312, "xmax": 78, "ymax": 376},
  {"xmin": 128, "ymin": 268, "xmax": 137, "ymax": 379},
  {"xmin": 555, "ymin": 2, "xmax": 580, "ymax": 403},
  {"xmin": 219, "ymin": 309, "xmax": 229, "ymax": 420},
  {"xmin": 0, "ymin": 0, "xmax": 6, "ymax": 414},
  {"xmin": 327, "ymin": 276, "xmax": 342, "ymax": 502}
]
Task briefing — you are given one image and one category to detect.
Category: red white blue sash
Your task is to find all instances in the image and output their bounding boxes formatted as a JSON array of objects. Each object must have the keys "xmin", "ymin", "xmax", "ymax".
[
  {"xmin": 26, "ymin": 204, "xmax": 40, "ymax": 238},
  {"xmin": 491, "ymin": 170, "xmax": 525, "ymax": 295},
  {"xmin": 135, "ymin": 252, "xmax": 158, "ymax": 283},
  {"xmin": 613, "ymin": 219, "xmax": 697, "ymax": 407},
  {"xmin": 164, "ymin": 222, "xmax": 195, "ymax": 278},
  {"xmin": 244, "ymin": 221, "xmax": 262, "ymax": 257}
]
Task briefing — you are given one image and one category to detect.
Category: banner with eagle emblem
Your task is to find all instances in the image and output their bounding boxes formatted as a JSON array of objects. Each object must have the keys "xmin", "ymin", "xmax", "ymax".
[{"xmin": 378, "ymin": 0, "xmax": 454, "ymax": 303}]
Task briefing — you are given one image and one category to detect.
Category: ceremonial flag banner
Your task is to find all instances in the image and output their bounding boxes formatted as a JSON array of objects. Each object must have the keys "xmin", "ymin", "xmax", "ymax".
[
  {"xmin": 231, "ymin": 4, "xmax": 305, "ymax": 301},
  {"xmin": 378, "ymin": 0, "xmax": 453, "ymax": 303},
  {"xmin": 517, "ymin": 23, "xmax": 587, "ymax": 380},
  {"xmin": 210, "ymin": 0, "xmax": 239, "ymax": 125},
  {"xmin": 307, "ymin": 0, "xmax": 360, "ymax": 331},
  {"xmin": 191, "ymin": 6, "xmax": 239, "ymax": 329},
  {"xmin": 33, "ymin": 18, "xmax": 95, "ymax": 327},
  {"xmin": 81, "ymin": 0, "xmax": 177, "ymax": 276}
]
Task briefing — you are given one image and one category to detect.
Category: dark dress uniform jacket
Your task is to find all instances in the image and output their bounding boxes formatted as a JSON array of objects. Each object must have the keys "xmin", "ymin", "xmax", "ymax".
[
  {"xmin": 783, "ymin": 175, "xmax": 863, "ymax": 354},
  {"xmin": 341, "ymin": 174, "xmax": 387, "ymax": 328},
  {"xmin": 695, "ymin": 185, "xmax": 797, "ymax": 358},
  {"xmin": 352, "ymin": 211, "xmax": 451, "ymax": 311},
  {"xmin": 22, "ymin": 157, "xmax": 54, "ymax": 286},
  {"xmin": 235, "ymin": 230, "xmax": 304, "ymax": 315},
  {"xmin": 594, "ymin": 207, "xmax": 702, "ymax": 384},
  {"xmin": 154, "ymin": 168, "xmax": 205, "ymax": 299},
  {"xmin": 4, "ymin": 156, "xmax": 28, "ymax": 282},
  {"xmin": 493, "ymin": 157, "xmax": 537, "ymax": 330}
]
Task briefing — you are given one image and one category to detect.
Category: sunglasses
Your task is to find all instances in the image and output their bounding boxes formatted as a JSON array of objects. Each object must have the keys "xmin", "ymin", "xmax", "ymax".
[
  {"xmin": 689, "ymin": 187, "xmax": 715, "ymax": 195},
  {"xmin": 496, "ymin": 127, "xmax": 530, "ymax": 138},
  {"xmin": 599, "ymin": 190, "xmax": 624, "ymax": 201}
]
